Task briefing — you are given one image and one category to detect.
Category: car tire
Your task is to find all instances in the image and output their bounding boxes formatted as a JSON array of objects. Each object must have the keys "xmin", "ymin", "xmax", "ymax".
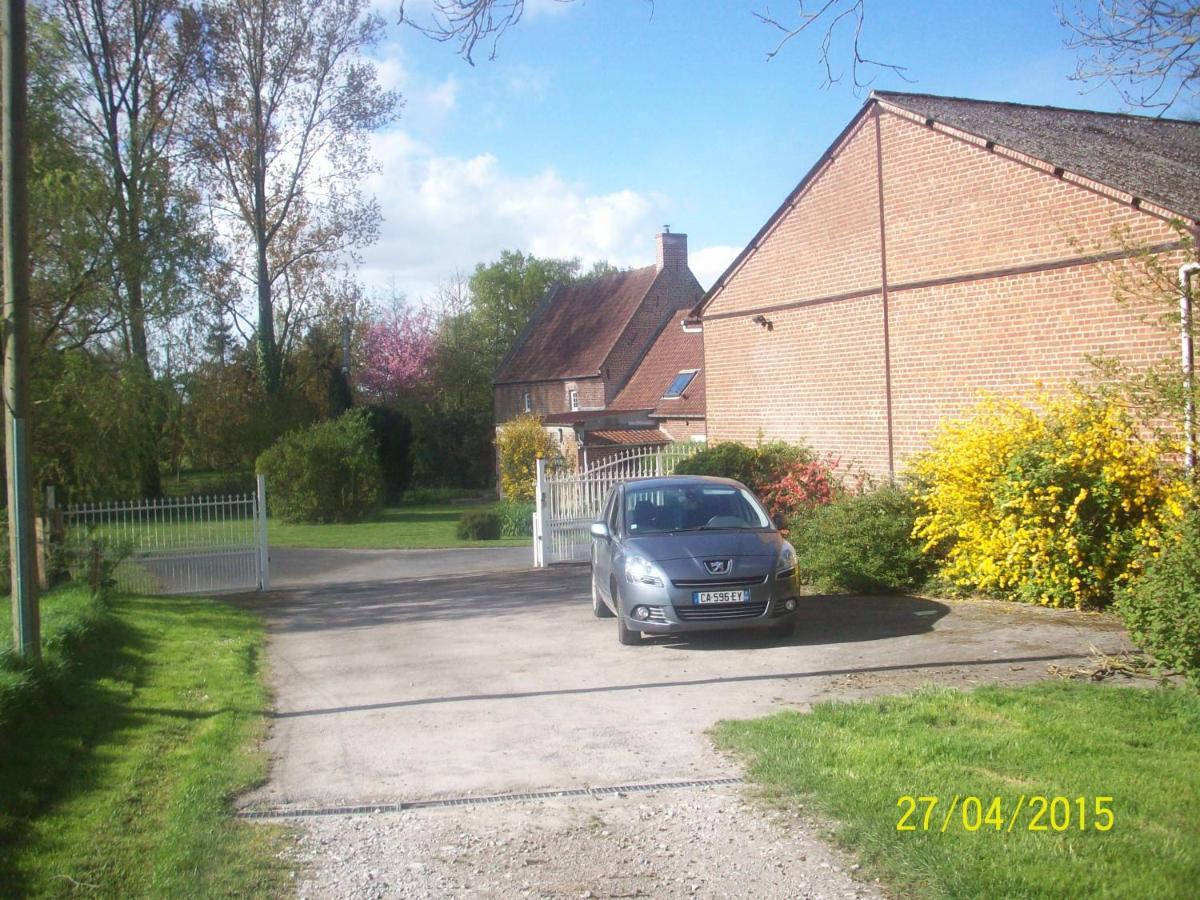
[
  {"xmin": 613, "ymin": 581, "xmax": 641, "ymax": 645},
  {"xmin": 617, "ymin": 614, "xmax": 641, "ymax": 645},
  {"xmin": 591, "ymin": 571, "xmax": 613, "ymax": 618}
]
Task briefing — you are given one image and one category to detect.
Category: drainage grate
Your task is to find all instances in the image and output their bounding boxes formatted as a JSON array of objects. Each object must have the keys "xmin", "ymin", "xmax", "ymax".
[{"xmin": 239, "ymin": 777, "xmax": 743, "ymax": 821}]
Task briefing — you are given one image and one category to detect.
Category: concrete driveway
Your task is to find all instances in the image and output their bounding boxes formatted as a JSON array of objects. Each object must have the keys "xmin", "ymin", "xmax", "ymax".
[{"xmin": 242, "ymin": 553, "xmax": 1128, "ymax": 811}]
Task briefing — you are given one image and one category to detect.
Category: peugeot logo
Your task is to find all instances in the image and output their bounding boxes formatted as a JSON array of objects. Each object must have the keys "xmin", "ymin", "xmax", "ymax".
[{"xmin": 704, "ymin": 559, "xmax": 732, "ymax": 575}]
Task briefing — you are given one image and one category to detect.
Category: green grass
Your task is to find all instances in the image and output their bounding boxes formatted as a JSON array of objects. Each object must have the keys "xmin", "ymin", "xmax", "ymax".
[
  {"xmin": 0, "ymin": 592, "xmax": 288, "ymax": 897},
  {"xmin": 714, "ymin": 682, "xmax": 1200, "ymax": 900},
  {"xmin": 1, "ymin": 585, "xmax": 106, "ymax": 722},
  {"xmin": 267, "ymin": 501, "xmax": 528, "ymax": 549}
]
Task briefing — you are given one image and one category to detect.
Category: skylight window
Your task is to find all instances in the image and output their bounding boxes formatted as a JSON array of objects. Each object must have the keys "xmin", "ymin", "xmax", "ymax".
[{"xmin": 662, "ymin": 370, "xmax": 698, "ymax": 399}]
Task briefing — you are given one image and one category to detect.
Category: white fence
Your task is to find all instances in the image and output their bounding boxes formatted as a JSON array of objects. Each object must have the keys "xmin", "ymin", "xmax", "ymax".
[
  {"xmin": 52, "ymin": 475, "xmax": 270, "ymax": 595},
  {"xmin": 533, "ymin": 443, "xmax": 700, "ymax": 565}
]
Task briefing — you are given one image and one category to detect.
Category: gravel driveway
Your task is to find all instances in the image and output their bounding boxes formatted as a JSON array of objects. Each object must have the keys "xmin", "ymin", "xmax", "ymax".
[{"xmin": 241, "ymin": 551, "xmax": 1129, "ymax": 898}]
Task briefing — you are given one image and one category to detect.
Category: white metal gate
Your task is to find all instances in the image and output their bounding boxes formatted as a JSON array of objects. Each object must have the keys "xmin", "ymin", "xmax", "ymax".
[
  {"xmin": 52, "ymin": 475, "xmax": 270, "ymax": 595},
  {"xmin": 534, "ymin": 444, "xmax": 700, "ymax": 566}
]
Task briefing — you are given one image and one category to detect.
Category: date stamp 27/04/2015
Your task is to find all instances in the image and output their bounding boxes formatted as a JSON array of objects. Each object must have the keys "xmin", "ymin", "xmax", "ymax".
[{"xmin": 896, "ymin": 795, "xmax": 1115, "ymax": 833}]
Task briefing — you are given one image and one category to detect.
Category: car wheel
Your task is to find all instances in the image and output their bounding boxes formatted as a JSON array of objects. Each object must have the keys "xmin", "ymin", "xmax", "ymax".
[
  {"xmin": 613, "ymin": 581, "xmax": 640, "ymax": 645},
  {"xmin": 591, "ymin": 570, "xmax": 613, "ymax": 618},
  {"xmin": 617, "ymin": 614, "xmax": 641, "ymax": 645}
]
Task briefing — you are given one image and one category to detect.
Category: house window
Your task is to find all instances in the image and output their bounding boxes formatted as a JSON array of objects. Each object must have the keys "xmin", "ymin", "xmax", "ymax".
[
  {"xmin": 523, "ymin": 391, "xmax": 532, "ymax": 413},
  {"xmin": 569, "ymin": 389, "xmax": 579, "ymax": 411},
  {"xmin": 662, "ymin": 370, "xmax": 698, "ymax": 399}
]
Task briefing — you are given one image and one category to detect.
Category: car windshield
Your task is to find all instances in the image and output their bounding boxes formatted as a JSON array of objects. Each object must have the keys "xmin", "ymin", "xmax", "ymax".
[{"xmin": 623, "ymin": 483, "xmax": 771, "ymax": 534}]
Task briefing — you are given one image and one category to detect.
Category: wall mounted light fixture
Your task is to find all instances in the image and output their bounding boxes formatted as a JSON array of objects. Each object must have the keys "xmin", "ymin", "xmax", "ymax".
[{"xmin": 752, "ymin": 314, "xmax": 774, "ymax": 331}]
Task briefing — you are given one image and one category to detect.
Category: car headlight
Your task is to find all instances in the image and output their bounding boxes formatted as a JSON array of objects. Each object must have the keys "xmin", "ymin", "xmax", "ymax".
[
  {"xmin": 625, "ymin": 554, "xmax": 665, "ymax": 587},
  {"xmin": 776, "ymin": 542, "xmax": 797, "ymax": 577}
]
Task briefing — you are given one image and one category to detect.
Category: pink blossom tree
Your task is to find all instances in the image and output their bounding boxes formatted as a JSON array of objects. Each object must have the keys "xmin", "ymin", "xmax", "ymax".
[{"xmin": 356, "ymin": 305, "xmax": 437, "ymax": 401}]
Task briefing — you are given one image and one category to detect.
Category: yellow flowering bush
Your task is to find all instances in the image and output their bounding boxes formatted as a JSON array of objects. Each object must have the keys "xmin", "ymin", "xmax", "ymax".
[
  {"xmin": 496, "ymin": 413, "xmax": 558, "ymax": 502},
  {"xmin": 910, "ymin": 392, "xmax": 1187, "ymax": 609}
]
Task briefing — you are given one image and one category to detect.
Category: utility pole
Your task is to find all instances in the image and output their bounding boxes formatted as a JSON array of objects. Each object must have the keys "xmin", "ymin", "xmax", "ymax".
[{"xmin": 3, "ymin": 0, "xmax": 39, "ymax": 662}]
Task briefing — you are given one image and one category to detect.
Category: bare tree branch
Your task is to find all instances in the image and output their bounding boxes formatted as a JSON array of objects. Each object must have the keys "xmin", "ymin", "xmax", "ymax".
[
  {"xmin": 1061, "ymin": 1, "xmax": 1200, "ymax": 113},
  {"xmin": 753, "ymin": 0, "xmax": 910, "ymax": 87}
]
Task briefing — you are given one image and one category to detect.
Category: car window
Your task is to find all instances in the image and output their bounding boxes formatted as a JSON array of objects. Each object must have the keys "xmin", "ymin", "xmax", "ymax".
[
  {"xmin": 623, "ymin": 484, "xmax": 769, "ymax": 534},
  {"xmin": 607, "ymin": 488, "xmax": 621, "ymax": 533}
]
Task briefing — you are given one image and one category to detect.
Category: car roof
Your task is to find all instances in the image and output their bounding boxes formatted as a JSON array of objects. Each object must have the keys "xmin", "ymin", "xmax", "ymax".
[{"xmin": 619, "ymin": 474, "xmax": 749, "ymax": 492}]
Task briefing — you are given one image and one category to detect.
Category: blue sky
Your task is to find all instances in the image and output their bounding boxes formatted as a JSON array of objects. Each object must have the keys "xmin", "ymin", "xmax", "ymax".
[{"xmin": 360, "ymin": 0, "xmax": 1168, "ymax": 300}]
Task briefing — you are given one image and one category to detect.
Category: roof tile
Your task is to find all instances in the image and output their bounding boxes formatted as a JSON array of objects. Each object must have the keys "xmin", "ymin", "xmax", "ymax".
[{"xmin": 494, "ymin": 267, "xmax": 660, "ymax": 383}]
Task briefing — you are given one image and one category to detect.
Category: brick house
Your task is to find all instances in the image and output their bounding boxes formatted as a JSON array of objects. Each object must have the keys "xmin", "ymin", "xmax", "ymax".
[
  {"xmin": 694, "ymin": 91, "xmax": 1199, "ymax": 479},
  {"xmin": 494, "ymin": 231, "xmax": 706, "ymax": 464}
]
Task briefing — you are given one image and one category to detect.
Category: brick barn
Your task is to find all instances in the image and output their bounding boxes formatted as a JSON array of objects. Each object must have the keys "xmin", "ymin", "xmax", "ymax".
[{"xmin": 694, "ymin": 91, "xmax": 1200, "ymax": 479}]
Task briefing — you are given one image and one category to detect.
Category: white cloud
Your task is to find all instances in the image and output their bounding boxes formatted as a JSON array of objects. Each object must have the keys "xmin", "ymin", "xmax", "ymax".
[
  {"xmin": 372, "ymin": 42, "xmax": 460, "ymax": 132},
  {"xmin": 359, "ymin": 129, "xmax": 674, "ymax": 300},
  {"xmin": 689, "ymin": 244, "xmax": 742, "ymax": 291}
]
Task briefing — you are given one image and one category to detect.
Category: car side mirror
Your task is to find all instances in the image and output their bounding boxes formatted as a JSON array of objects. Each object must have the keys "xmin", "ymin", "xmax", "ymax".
[
  {"xmin": 772, "ymin": 514, "xmax": 786, "ymax": 530},
  {"xmin": 590, "ymin": 522, "xmax": 610, "ymax": 539}
]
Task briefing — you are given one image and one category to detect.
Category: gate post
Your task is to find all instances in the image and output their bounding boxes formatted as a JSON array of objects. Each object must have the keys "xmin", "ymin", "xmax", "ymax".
[
  {"xmin": 256, "ymin": 474, "xmax": 270, "ymax": 591},
  {"xmin": 534, "ymin": 455, "xmax": 546, "ymax": 568}
]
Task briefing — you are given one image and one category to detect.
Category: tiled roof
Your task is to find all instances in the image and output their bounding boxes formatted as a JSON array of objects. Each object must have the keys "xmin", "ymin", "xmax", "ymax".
[
  {"xmin": 494, "ymin": 266, "xmax": 660, "ymax": 383},
  {"xmin": 609, "ymin": 317, "xmax": 705, "ymax": 419},
  {"xmin": 876, "ymin": 91, "xmax": 1200, "ymax": 220},
  {"xmin": 587, "ymin": 428, "xmax": 672, "ymax": 446}
]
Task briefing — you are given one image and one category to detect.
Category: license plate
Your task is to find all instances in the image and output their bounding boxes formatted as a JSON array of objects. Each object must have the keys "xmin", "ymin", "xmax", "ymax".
[{"xmin": 693, "ymin": 590, "xmax": 750, "ymax": 605}]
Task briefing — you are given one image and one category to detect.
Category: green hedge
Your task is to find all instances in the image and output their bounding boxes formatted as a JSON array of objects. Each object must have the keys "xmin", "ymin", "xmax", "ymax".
[
  {"xmin": 456, "ymin": 509, "xmax": 500, "ymax": 540},
  {"xmin": 1118, "ymin": 508, "xmax": 1200, "ymax": 684},
  {"xmin": 496, "ymin": 500, "xmax": 535, "ymax": 537},
  {"xmin": 256, "ymin": 410, "xmax": 384, "ymax": 524},
  {"xmin": 792, "ymin": 485, "xmax": 932, "ymax": 594},
  {"xmin": 674, "ymin": 440, "xmax": 814, "ymax": 493}
]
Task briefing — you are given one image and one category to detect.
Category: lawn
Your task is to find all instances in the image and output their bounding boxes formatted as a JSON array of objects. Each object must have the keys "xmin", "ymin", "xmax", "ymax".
[
  {"xmin": 715, "ymin": 682, "xmax": 1200, "ymax": 900},
  {"xmin": 267, "ymin": 501, "xmax": 529, "ymax": 549},
  {"xmin": 0, "ymin": 591, "xmax": 289, "ymax": 897}
]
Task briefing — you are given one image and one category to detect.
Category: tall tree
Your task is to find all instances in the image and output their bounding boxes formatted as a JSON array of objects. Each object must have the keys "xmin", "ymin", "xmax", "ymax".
[
  {"xmin": 57, "ymin": 0, "xmax": 209, "ymax": 495},
  {"xmin": 469, "ymin": 249, "xmax": 580, "ymax": 362},
  {"xmin": 190, "ymin": 0, "xmax": 397, "ymax": 397}
]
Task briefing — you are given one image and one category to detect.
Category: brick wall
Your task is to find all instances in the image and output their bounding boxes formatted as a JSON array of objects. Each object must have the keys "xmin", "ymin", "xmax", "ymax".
[
  {"xmin": 657, "ymin": 417, "xmax": 707, "ymax": 441},
  {"xmin": 703, "ymin": 104, "xmax": 1185, "ymax": 478},
  {"xmin": 495, "ymin": 376, "xmax": 606, "ymax": 422}
]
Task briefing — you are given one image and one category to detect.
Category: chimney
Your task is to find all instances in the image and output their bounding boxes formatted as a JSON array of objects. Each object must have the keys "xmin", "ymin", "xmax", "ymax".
[{"xmin": 655, "ymin": 228, "xmax": 687, "ymax": 273}]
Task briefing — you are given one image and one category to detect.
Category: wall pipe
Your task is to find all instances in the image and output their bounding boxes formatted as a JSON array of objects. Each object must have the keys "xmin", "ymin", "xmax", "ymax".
[{"xmin": 1181, "ymin": 262, "xmax": 1200, "ymax": 475}]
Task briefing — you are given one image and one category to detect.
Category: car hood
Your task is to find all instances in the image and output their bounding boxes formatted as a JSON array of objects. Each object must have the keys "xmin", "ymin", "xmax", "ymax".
[{"xmin": 624, "ymin": 530, "xmax": 781, "ymax": 563}]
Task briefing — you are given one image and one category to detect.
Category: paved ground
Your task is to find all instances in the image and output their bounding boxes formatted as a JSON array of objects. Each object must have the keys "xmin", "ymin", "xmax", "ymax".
[
  {"xmin": 244, "ymin": 562, "xmax": 1126, "ymax": 810},
  {"xmin": 242, "ymin": 551, "xmax": 1130, "ymax": 897},
  {"xmin": 270, "ymin": 546, "xmax": 533, "ymax": 589}
]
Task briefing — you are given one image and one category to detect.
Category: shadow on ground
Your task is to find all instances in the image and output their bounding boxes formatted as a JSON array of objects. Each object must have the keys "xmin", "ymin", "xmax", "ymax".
[{"xmin": 243, "ymin": 569, "xmax": 952, "ymax": 646}]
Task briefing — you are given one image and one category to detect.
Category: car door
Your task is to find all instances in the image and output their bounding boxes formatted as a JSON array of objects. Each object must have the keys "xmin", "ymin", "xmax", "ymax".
[{"xmin": 593, "ymin": 487, "xmax": 616, "ymax": 597}]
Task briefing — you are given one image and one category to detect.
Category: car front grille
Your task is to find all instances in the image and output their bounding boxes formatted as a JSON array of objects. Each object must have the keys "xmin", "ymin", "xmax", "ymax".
[
  {"xmin": 674, "ymin": 601, "xmax": 768, "ymax": 621},
  {"xmin": 670, "ymin": 575, "xmax": 768, "ymax": 589}
]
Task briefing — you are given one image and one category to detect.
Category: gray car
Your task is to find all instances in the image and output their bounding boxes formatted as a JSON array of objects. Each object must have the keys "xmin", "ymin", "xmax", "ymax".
[{"xmin": 589, "ymin": 475, "xmax": 801, "ymax": 645}]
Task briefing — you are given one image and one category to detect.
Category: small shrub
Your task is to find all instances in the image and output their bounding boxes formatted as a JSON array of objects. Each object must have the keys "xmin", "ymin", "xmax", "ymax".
[
  {"xmin": 675, "ymin": 442, "xmax": 760, "ymax": 485},
  {"xmin": 456, "ymin": 509, "xmax": 501, "ymax": 540},
  {"xmin": 910, "ymin": 392, "xmax": 1187, "ymax": 609},
  {"xmin": 496, "ymin": 414, "xmax": 557, "ymax": 502},
  {"xmin": 793, "ymin": 485, "xmax": 932, "ymax": 593},
  {"xmin": 675, "ymin": 440, "xmax": 815, "ymax": 495},
  {"xmin": 759, "ymin": 458, "xmax": 841, "ymax": 522},
  {"xmin": 496, "ymin": 500, "xmax": 535, "ymax": 537},
  {"xmin": 256, "ymin": 410, "xmax": 384, "ymax": 523},
  {"xmin": 1118, "ymin": 508, "xmax": 1200, "ymax": 684}
]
